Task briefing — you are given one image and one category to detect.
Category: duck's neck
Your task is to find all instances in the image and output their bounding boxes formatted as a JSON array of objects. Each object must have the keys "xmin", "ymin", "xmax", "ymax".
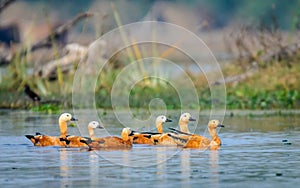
[
  {"xmin": 121, "ymin": 130, "xmax": 129, "ymax": 141},
  {"xmin": 156, "ymin": 122, "xmax": 163, "ymax": 133},
  {"xmin": 209, "ymin": 128, "xmax": 221, "ymax": 146},
  {"xmin": 179, "ymin": 121, "xmax": 190, "ymax": 133},
  {"xmin": 59, "ymin": 120, "xmax": 68, "ymax": 138},
  {"xmin": 208, "ymin": 128, "xmax": 218, "ymax": 139},
  {"xmin": 88, "ymin": 127, "xmax": 96, "ymax": 140}
]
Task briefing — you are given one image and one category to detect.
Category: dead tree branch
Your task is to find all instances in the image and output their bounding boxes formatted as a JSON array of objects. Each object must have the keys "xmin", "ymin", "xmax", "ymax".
[
  {"xmin": 36, "ymin": 43, "xmax": 88, "ymax": 79},
  {"xmin": 0, "ymin": 12, "xmax": 93, "ymax": 66},
  {"xmin": 0, "ymin": 0, "xmax": 16, "ymax": 14},
  {"xmin": 23, "ymin": 12, "xmax": 93, "ymax": 55}
]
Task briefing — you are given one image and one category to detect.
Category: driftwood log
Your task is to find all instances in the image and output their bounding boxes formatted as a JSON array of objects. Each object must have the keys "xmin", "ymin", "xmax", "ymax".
[
  {"xmin": 0, "ymin": 11, "xmax": 93, "ymax": 66},
  {"xmin": 36, "ymin": 43, "xmax": 88, "ymax": 79},
  {"xmin": 215, "ymin": 39, "xmax": 300, "ymax": 85},
  {"xmin": 20, "ymin": 12, "xmax": 93, "ymax": 56},
  {"xmin": 214, "ymin": 61, "xmax": 258, "ymax": 85}
]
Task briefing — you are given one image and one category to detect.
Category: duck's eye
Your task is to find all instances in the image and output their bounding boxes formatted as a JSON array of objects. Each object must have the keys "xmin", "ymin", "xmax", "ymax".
[{"xmin": 66, "ymin": 114, "xmax": 69, "ymax": 117}]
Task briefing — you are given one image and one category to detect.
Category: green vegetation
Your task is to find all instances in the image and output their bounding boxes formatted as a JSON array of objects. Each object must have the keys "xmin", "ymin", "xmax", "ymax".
[
  {"xmin": 222, "ymin": 62, "xmax": 300, "ymax": 110},
  {"xmin": 31, "ymin": 104, "xmax": 61, "ymax": 114},
  {"xmin": 1, "ymin": 58, "xmax": 299, "ymax": 111}
]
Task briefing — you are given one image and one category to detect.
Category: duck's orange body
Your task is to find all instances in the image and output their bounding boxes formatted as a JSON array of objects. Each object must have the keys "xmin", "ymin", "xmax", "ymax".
[
  {"xmin": 160, "ymin": 113, "xmax": 197, "ymax": 146},
  {"xmin": 130, "ymin": 133, "xmax": 155, "ymax": 145},
  {"xmin": 25, "ymin": 113, "xmax": 80, "ymax": 147},
  {"xmin": 184, "ymin": 120, "xmax": 224, "ymax": 150},
  {"xmin": 183, "ymin": 135, "xmax": 211, "ymax": 149},
  {"xmin": 155, "ymin": 133, "xmax": 178, "ymax": 146},
  {"xmin": 88, "ymin": 136, "xmax": 132, "ymax": 149},
  {"xmin": 64, "ymin": 135, "xmax": 89, "ymax": 148},
  {"xmin": 25, "ymin": 133, "xmax": 66, "ymax": 147},
  {"xmin": 82, "ymin": 121, "xmax": 133, "ymax": 150},
  {"xmin": 126, "ymin": 115, "xmax": 173, "ymax": 145}
]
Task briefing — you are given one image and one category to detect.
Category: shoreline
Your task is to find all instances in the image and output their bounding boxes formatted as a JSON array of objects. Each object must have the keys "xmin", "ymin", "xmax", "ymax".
[{"xmin": 2, "ymin": 108, "xmax": 300, "ymax": 117}]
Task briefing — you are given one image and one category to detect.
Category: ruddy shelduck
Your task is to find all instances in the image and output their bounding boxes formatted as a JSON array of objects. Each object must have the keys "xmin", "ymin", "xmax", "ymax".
[
  {"xmin": 127, "ymin": 115, "xmax": 172, "ymax": 145},
  {"xmin": 165, "ymin": 112, "xmax": 197, "ymax": 146},
  {"xmin": 171, "ymin": 120, "xmax": 224, "ymax": 150},
  {"xmin": 25, "ymin": 113, "xmax": 77, "ymax": 147},
  {"xmin": 81, "ymin": 121, "xmax": 132, "ymax": 150},
  {"xmin": 149, "ymin": 115, "xmax": 178, "ymax": 146}
]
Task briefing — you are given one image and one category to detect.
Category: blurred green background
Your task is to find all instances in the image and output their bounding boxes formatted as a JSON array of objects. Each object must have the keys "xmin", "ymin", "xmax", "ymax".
[{"xmin": 0, "ymin": 0, "xmax": 299, "ymax": 112}]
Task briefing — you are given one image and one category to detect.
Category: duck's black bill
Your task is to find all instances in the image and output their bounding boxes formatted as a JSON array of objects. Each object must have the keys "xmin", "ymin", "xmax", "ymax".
[
  {"xmin": 189, "ymin": 117, "xmax": 196, "ymax": 121},
  {"xmin": 71, "ymin": 117, "xmax": 78, "ymax": 121},
  {"xmin": 218, "ymin": 124, "xmax": 225, "ymax": 127},
  {"xmin": 166, "ymin": 118, "xmax": 172, "ymax": 122}
]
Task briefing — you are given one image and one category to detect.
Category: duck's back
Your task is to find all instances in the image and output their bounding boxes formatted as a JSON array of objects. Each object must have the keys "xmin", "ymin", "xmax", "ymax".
[
  {"xmin": 184, "ymin": 135, "xmax": 211, "ymax": 149},
  {"xmin": 155, "ymin": 133, "xmax": 178, "ymax": 146},
  {"xmin": 65, "ymin": 135, "xmax": 89, "ymax": 148},
  {"xmin": 90, "ymin": 136, "xmax": 132, "ymax": 149},
  {"xmin": 25, "ymin": 134, "xmax": 66, "ymax": 147},
  {"xmin": 130, "ymin": 134, "xmax": 154, "ymax": 145}
]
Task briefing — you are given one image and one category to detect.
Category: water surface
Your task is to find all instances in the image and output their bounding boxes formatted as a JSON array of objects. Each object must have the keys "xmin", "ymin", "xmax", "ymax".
[{"xmin": 0, "ymin": 110, "xmax": 299, "ymax": 187}]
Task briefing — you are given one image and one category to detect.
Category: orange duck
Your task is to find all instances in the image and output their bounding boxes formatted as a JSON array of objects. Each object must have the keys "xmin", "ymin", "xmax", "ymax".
[
  {"xmin": 164, "ymin": 112, "xmax": 197, "ymax": 146},
  {"xmin": 170, "ymin": 120, "xmax": 224, "ymax": 150},
  {"xmin": 25, "ymin": 113, "xmax": 77, "ymax": 147},
  {"xmin": 127, "ymin": 115, "xmax": 172, "ymax": 145},
  {"xmin": 81, "ymin": 121, "xmax": 132, "ymax": 150},
  {"xmin": 152, "ymin": 115, "xmax": 183, "ymax": 146}
]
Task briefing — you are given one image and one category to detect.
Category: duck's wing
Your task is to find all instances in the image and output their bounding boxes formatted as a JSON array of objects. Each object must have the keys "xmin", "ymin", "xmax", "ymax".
[
  {"xmin": 103, "ymin": 136, "xmax": 132, "ymax": 148},
  {"xmin": 138, "ymin": 131, "xmax": 161, "ymax": 135},
  {"xmin": 63, "ymin": 135, "xmax": 89, "ymax": 148},
  {"xmin": 131, "ymin": 134, "xmax": 155, "ymax": 145},
  {"xmin": 154, "ymin": 133, "xmax": 178, "ymax": 146},
  {"xmin": 84, "ymin": 136, "xmax": 132, "ymax": 150},
  {"xmin": 25, "ymin": 134, "xmax": 65, "ymax": 146},
  {"xmin": 183, "ymin": 135, "xmax": 211, "ymax": 149},
  {"xmin": 168, "ymin": 127, "xmax": 193, "ymax": 136},
  {"xmin": 166, "ymin": 133, "xmax": 189, "ymax": 146}
]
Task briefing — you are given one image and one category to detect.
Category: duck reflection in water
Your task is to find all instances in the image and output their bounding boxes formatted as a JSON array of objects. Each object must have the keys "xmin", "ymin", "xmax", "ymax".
[
  {"xmin": 209, "ymin": 150, "xmax": 220, "ymax": 188},
  {"xmin": 59, "ymin": 148, "xmax": 71, "ymax": 188}
]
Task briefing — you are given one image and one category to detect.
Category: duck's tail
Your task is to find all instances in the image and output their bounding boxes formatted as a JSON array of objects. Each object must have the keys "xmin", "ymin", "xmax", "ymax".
[
  {"xmin": 79, "ymin": 137, "xmax": 93, "ymax": 145},
  {"xmin": 79, "ymin": 137, "xmax": 96, "ymax": 151},
  {"xmin": 25, "ymin": 135, "xmax": 38, "ymax": 144}
]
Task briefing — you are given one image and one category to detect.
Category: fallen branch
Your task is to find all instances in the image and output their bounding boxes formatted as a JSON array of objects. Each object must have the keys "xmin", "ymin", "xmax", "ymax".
[
  {"xmin": 214, "ymin": 62, "xmax": 258, "ymax": 85},
  {"xmin": 219, "ymin": 38, "xmax": 300, "ymax": 85},
  {"xmin": 23, "ymin": 12, "xmax": 93, "ymax": 55},
  {"xmin": 260, "ymin": 40, "xmax": 300, "ymax": 63},
  {"xmin": 0, "ymin": 12, "xmax": 93, "ymax": 66},
  {"xmin": 36, "ymin": 43, "xmax": 88, "ymax": 78}
]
